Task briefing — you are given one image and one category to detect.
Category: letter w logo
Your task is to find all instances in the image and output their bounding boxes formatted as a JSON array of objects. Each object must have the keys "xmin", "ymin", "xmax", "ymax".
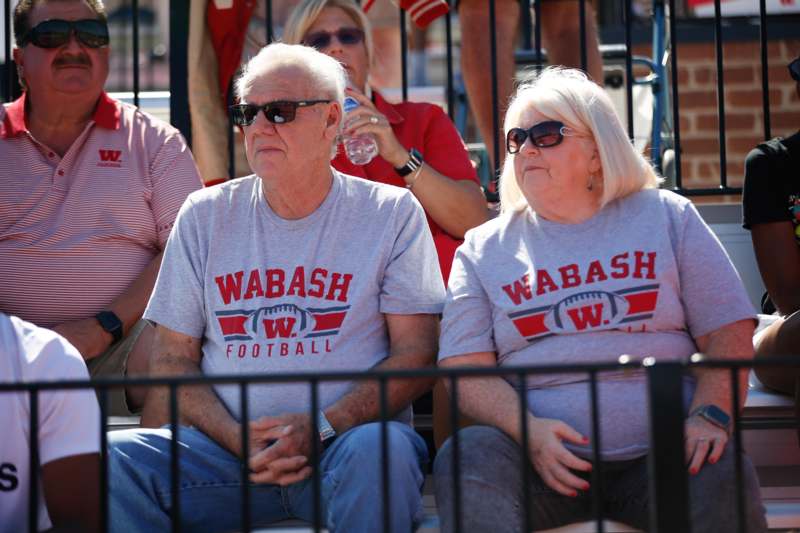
[
  {"xmin": 99, "ymin": 149, "xmax": 121, "ymax": 162},
  {"xmin": 263, "ymin": 317, "xmax": 297, "ymax": 339},
  {"xmin": 566, "ymin": 304, "xmax": 604, "ymax": 331}
]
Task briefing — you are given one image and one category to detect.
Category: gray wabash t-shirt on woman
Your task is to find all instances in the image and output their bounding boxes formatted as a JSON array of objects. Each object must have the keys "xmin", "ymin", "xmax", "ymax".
[
  {"xmin": 145, "ymin": 171, "xmax": 445, "ymax": 422},
  {"xmin": 439, "ymin": 189, "xmax": 755, "ymax": 461}
]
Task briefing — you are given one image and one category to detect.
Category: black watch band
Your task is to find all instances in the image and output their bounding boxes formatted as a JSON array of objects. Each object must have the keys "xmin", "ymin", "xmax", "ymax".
[
  {"xmin": 689, "ymin": 404, "xmax": 731, "ymax": 432},
  {"xmin": 95, "ymin": 310, "xmax": 123, "ymax": 344},
  {"xmin": 394, "ymin": 148, "xmax": 423, "ymax": 177}
]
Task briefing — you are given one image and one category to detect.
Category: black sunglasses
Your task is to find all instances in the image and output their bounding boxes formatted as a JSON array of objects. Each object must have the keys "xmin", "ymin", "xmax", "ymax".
[
  {"xmin": 303, "ymin": 28, "xmax": 365, "ymax": 51},
  {"xmin": 789, "ymin": 58, "xmax": 800, "ymax": 82},
  {"xmin": 506, "ymin": 120, "xmax": 575, "ymax": 154},
  {"xmin": 22, "ymin": 19, "xmax": 109, "ymax": 49},
  {"xmin": 230, "ymin": 100, "xmax": 332, "ymax": 126}
]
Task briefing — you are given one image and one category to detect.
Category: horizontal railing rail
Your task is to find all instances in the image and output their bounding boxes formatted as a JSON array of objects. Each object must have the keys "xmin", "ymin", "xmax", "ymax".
[{"xmin": 7, "ymin": 355, "xmax": 799, "ymax": 533}]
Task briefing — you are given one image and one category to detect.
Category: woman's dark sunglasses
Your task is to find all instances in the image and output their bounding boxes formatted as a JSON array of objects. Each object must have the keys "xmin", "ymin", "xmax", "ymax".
[
  {"xmin": 230, "ymin": 100, "xmax": 331, "ymax": 126},
  {"xmin": 506, "ymin": 120, "xmax": 574, "ymax": 154},
  {"xmin": 789, "ymin": 58, "xmax": 800, "ymax": 82},
  {"xmin": 22, "ymin": 19, "xmax": 110, "ymax": 49},
  {"xmin": 303, "ymin": 28, "xmax": 365, "ymax": 50}
]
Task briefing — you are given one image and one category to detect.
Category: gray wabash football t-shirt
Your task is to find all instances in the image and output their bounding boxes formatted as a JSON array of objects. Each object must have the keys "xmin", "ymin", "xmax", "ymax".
[
  {"xmin": 145, "ymin": 171, "xmax": 445, "ymax": 422},
  {"xmin": 439, "ymin": 189, "xmax": 755, "ymax": 461}
]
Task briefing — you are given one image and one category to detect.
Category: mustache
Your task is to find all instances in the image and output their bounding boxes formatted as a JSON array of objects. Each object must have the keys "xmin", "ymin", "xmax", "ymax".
[{"xmin": 53, "ymin": 54, "xmax": 91, "ymax": 68}]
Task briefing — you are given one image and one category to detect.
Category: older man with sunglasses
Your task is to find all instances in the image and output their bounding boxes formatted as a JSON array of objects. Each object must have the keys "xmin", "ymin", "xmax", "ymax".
[
  {"xmin": 0, "ymin": 0, "xmax": 202, "ymax": 415},
  {"xmin": 106, "ymin": 43, "xmax": 443, "ymax": 533}
]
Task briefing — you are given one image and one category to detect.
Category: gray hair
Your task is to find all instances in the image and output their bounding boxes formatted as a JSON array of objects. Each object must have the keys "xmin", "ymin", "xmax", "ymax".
[
  {"xmin": 234, "ymin": 43, "xmax": 346, "ymax": 158},
  {"xmin": 499, "ymin": 67, "xmax": 662, "ymax": 213},
  {"xmin": 234, "ymin": 42, "xmax": 346, "ymax": 113}
]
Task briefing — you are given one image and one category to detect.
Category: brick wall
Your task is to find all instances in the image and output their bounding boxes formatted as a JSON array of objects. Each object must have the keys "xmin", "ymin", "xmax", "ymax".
[{"xmin": 633, "ymin": 38, "xmax": 800, "ymax": 189}]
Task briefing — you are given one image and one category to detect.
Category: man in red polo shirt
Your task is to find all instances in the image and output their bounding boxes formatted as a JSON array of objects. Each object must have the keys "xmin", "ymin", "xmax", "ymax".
[{"xmin": 0, "ymin": 0, "xmax": 202, "ymax": 414}]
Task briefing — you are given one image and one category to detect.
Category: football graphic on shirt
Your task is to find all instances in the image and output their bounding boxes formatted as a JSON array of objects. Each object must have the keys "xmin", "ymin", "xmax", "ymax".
[
  {"xmin": 246, "ymin": 304, "xmax": 316, "ymax": 339},
  {"xmin": 543, "ymin": 290, "xmax": 630, "ymax": 333}
]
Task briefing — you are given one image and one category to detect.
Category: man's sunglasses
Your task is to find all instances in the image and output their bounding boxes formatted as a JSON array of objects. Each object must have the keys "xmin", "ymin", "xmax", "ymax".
[
  {"xmin": 22, "ymin": 19, "xmax": 109, "ymax": 49},
  {"xmin": 506, "ymin": 120, "xmax": 575, "ymax": 154},
  {"xmin": 303, "ymin": 28, "xmax": 365, "ymax": 51},
  {"xmin": 230, "ymin": 100, "xmax": 331, "ymax": 126},
  {"xmin": 789, "ymin": 58, "xmax": 800, "ymax": 82}
]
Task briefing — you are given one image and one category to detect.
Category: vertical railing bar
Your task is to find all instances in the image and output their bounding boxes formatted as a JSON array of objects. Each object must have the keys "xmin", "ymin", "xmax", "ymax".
[
  {"xmin": 578, "ymin": 0, "xmax": 588, "ymax": 73},
  {"xmin": 169, "ymin": 383, "xmax": 181, "ymax": 533},
  {"xmin": 240, "ymin": 382, "xmax": 251, "ymax": 533},
  {"xmin": 712, "ymin": 0, "xmax": 727, "ymax": 188},
  {"xmin": 132, "ymin": 0, "xmax": 140, "ymax": 107},
  {"xmin": 488, "ymin": 0, "xmax": 500, "ymax": 188},
  {"xmin": 624, "ymin": 0, "xmax": 634, "ymax": 140},
  {"xmin": 589, "ymin": 371, "xmax": 604, "ymax": 533},
  {"xmin": 227, "ymin": 80, "xmax": 235, "ymax": 181},
  {"xmin": 449, "ymin": 375, "xmax": 462, "ymax": 533},
  {"xmin": 445, "ymin": 4, "xmax": 454, "ymax": 120},
  {"xmin": 169, "ymin": 0, "xmax": 191, "ymax": 145},
  {"xmin": 99, "ymin": 387, "xmax": 110, "ymax": 533},
  {"xmin": 400, "ymin": 6, "xmax": 408, "ymax": 102},
  {"xmin": 266, "ymin": 0, "xmax": 274, "ymax": 44},
  {"xmin": 646, "ymin": 362, "xmax": 690, "ymax": 532},
  {"xmin": 517, "ymin": 370, "xmax": 533, "ymax": 533},
  {"xmin": 379, "ymin": 376, "xmax": 391, "ymax": 533},
  {"xmin": 28, "ymin": 387, "xmax": 39, "ymax": 533},
  {"xmin": 758, "ymin": 0, "xmax": 771, "ymax": 140},
  {"xmin": 668, "ymin": 0, "xmax": 683, "ymax": 189},
  {"xmin": 730, "ymin": 367, "xmax": 746, "ymax": 533},
  {"xmin": 532, "ymin": 0, "xmax": 542, "ymax": 73},
  {"xmin": 310, "ymin": 379, "xmax": 322, "ymax": 533},
  {"xmin": 4, "ymin": 0, "xmax": 12, "ymax": 102},
  {"xmin": 520, "ymin": 0, "xmax": 532, "ymax": 50}
]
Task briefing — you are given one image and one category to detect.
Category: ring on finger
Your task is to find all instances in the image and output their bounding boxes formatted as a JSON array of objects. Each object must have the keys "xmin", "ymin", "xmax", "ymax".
[{"xmin": 369, "ymin": 116, "xmax": 379, "ymax": 124}]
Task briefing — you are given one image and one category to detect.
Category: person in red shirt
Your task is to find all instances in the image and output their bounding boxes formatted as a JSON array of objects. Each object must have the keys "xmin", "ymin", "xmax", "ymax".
[{"xmin": 283, "ymin": 0, "xmax": 489, "ymax": 283}]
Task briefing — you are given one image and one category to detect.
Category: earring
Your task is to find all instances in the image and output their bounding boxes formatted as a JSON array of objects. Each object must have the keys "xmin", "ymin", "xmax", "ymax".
[{"xmin": 587, "ymin": 174, "xmax": 595, "ymax": 191}]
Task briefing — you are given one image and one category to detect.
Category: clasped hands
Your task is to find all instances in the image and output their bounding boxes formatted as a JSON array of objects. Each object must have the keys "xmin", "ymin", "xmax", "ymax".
[{"xmin": 245, "ymin": 413, "xmax": 319, "ymax": 486}]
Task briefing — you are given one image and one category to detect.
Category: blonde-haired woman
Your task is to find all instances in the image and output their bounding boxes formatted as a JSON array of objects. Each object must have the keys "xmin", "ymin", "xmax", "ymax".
[
  {"xmin": 433, "ymin": 68, "xmax": 767, "ymax": 532},
  {"xmin": 284, "ymin": 0, "xmax": 488, "ymax": 283}
]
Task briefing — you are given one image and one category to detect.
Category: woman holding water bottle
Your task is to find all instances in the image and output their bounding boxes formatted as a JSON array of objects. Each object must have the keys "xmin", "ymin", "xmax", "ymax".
[{"xmin": 284, "ymin": 0, "xmax": 489, "ymax": 282}]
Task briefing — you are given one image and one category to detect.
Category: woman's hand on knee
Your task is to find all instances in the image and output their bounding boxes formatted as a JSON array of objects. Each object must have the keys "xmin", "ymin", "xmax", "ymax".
[
  {"xmin": 684, "ymin": 416, "xmax": 728, "ymax": 475},
  {"xmin": 527, "ymin": 418, "xmax": 592, "ymax": 497}
]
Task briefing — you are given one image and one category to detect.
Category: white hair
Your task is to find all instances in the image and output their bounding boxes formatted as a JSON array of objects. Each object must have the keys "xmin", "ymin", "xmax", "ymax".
[
  {"xmin": 499, "ymin": 67, "xmax": 662, "ymax": 213},
  {"xmin": 234, "ymin": 42, "xmax": 346, "ymax": 116}
]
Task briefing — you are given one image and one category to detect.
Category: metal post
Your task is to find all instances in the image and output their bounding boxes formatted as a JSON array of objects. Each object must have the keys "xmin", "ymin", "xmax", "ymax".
[
  {"xmin": 712, "ymin": 0, "xmax": 728, "ymax": 188},
  {"xmin": 240, "ymin": 383, "xmax": 251, "ymax": 533},
  {"xmin": 646, "ymin": 360, "xmax": 690, "ymax": 532},
  {"xmin": 169, "ymin": 0, "xmax": 191, "ymax": 145},
  {"xmin": 758, "ymin": 0, "xmax": 771, "ymax": 141},
  {"xmin": 132, "ymin": 0, "xmax": 140, "ymax": 107}
]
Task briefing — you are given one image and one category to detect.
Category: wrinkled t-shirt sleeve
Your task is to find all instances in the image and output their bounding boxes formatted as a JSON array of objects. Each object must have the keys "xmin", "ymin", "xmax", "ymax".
[
  {"xmin": 675, "ymin": 201, "xmax": 756, "ymax": 339},
  {"xmin": 379, "ymin": 194, "xmax": 446, "ymax": 315},
  {"xmin": 144, "ymin": 194, "xmax": 207, "ymax": 338},
  {"xmin": 438, "ymin": 235, "xmax": 496, "ymax": 361}
]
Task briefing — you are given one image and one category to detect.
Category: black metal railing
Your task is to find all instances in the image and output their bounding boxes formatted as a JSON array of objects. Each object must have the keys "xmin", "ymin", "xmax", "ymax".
[
  {"xmin": 3, "ymin": 356, "xmax": 798, "ymax": 533},
  {"xmin": 2, "ymin": 0, "xmax": 798, "ymax": 196}
]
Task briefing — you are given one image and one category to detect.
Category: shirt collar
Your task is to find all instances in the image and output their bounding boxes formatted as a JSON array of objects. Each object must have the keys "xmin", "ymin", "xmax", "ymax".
[
  {"xmin": 1, "ymin": 91, "xmax": 121, "ymax": 138},
  {"xmin": 372, "ymin": 90, "xmax": 404, "ymax": 125}
]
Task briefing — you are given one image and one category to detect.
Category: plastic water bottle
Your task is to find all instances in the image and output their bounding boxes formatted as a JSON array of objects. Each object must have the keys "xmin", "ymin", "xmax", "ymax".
[{"xmin": 342, "ymin": 95, "xmax": 379, "ymax": 165}]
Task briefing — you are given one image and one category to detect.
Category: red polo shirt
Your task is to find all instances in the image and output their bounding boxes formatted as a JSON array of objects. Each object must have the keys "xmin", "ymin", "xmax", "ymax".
[
  {"xmin": 332, "ymin": 91, "xmax": 479, "ymax": 283},
  {"xmin": 0, "ymin": 93, "xmax": 203, "ymax": 328}
]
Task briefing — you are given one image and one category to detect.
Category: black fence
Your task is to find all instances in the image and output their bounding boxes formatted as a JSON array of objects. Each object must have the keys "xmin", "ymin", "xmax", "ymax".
[
  {"xmin": 2, "ymin": 0, "xmax": 799, "ymax": 199},
  {"xmin": 3, "ymin": 356, "xmax": 798, "ymax": 532}
]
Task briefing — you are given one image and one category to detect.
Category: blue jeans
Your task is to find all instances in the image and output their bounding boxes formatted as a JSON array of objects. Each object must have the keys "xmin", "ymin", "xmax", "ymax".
[
  {"xmin": 108, "ymin": 422, "xmax": 428, "ymax": 533},
  {"xmin": 434, "ymin": 425, "xmax": 767, "ymax": 533}
]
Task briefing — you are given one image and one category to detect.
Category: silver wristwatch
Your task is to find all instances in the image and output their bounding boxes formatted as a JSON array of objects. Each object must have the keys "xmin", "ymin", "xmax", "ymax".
[{"xmin": 317, "ymin": 410, "xmax": 337, "ymax": 449}]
